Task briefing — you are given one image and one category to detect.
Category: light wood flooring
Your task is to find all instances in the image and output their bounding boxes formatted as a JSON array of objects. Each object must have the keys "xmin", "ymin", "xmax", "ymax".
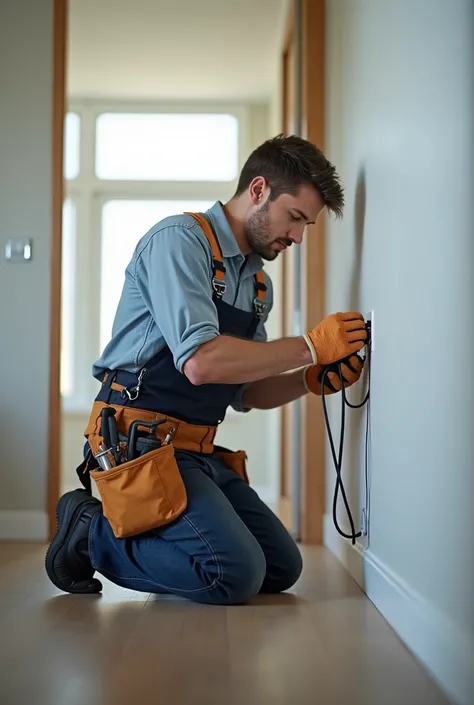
[{"xmin": 0, "ymin": 543, "xmax": 452, "ymax": 705}]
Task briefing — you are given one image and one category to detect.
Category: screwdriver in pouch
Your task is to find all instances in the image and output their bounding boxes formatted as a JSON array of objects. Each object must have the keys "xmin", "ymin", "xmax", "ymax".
[{"xmin": 96, "ymin": 444, "xmax": 114, "ymax": 470}]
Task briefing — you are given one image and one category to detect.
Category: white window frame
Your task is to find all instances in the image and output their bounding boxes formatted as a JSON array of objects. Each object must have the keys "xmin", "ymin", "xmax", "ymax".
[{"xmin": 62, "ymin": 100, "xmax": 251, "ymax": 414}]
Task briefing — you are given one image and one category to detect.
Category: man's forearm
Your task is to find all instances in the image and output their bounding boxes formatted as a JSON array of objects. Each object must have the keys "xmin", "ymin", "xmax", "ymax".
[
  {"xmin": 241, "ymin": 368, "xmax": 309, "ymax": 410},
  {"xmin": 183, "ymin": 334, "xmax": 312, "ymax": 385}
]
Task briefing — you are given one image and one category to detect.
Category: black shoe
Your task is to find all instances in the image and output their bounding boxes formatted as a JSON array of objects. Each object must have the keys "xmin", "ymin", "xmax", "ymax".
[{"xmin": 45, "ymin": 489, "xmax": 103, "ymax": 594}]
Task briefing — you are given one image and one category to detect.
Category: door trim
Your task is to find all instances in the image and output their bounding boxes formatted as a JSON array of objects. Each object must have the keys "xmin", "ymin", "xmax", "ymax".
[
  {"xmin": 279, "ymin": 0, "xmax": 326, "ymax": 544},
  {"xmin": 47, "ymin": 0, "xmax": 67, "ymax": 539},
  {"xmin": 279, "ymin": 3, "xmax": 298, "ymax": 535},
  {"xmin": 299, "ymin": 0, "xmax": 326, "ymax": 544}
]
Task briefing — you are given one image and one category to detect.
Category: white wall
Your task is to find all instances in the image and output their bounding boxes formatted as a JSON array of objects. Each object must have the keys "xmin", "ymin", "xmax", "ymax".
[
  {"xmin": 324, "ymin": 2, "xmax": 473, "ymax": 704},
  {"xmin": 0, "ymin": 0, "xmax": 54, "ymax": 539}
]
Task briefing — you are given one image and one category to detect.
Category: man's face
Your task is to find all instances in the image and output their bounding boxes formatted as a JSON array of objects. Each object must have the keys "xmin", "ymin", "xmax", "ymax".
[{"xmin": 244, "ymin": 183, "xmax": 324, "ymax": 261}]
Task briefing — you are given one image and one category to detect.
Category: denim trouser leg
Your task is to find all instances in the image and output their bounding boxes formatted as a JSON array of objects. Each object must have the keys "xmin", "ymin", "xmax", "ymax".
[
  {"xmin": 213, "ymin": 459, "xmax": 303, "ymax": 594},
  {"xmin": 89, "ymin": 452, "xmax": 302, "ymax": 605}
]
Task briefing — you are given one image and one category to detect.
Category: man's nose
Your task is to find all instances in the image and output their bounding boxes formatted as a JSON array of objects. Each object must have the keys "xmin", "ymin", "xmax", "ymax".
[{"xmin": 288, "ymin": 226, "xmax": 305, "ymax": 245}]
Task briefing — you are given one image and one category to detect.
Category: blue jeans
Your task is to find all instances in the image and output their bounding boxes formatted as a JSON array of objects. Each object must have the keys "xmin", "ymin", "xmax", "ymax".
[{"xmin": 89, "ymin": 450, "xmax": 303, "ymax": 605}]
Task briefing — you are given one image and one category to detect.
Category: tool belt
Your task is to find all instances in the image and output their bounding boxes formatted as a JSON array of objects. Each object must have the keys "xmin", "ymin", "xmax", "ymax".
[{"xmin": 79, "ymin": 401, "xmax": 249, "ymax": 539}]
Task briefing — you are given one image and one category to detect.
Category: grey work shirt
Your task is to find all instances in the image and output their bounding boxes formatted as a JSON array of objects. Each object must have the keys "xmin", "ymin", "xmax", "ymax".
[{"xmin": 92, "ymin": 201, "xmax": 274, "ymax": 412}]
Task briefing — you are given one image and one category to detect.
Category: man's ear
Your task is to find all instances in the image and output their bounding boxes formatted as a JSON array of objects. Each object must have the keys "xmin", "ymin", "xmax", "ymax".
[{"xmin": 248, "ymin": 176, "xmax": 268, "ymax": 206}]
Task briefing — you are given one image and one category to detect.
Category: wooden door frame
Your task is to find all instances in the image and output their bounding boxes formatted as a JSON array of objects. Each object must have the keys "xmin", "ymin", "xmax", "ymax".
[
  {"xmin": 278, "ymin": 1, "xmax": 296, "ymax": 534},
  {"xmin": 280, "ymin": 0, "xmax": 326, "ymax": 544},
  {"xmin": 47, "ymin": 0, "xmax": 67, "ymax": 539}
]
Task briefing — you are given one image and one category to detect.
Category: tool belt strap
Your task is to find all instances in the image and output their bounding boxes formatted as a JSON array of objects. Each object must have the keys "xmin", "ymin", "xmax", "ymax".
[{"xmin": 85, "ymin": 401, "xmax": 218, "ymax": 454}]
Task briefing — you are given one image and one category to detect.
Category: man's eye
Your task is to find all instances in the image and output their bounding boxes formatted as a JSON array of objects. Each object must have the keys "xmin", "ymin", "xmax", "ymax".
[{"xmin": 290, "ymin": 213, "xmax": 301, "ymax": 221}]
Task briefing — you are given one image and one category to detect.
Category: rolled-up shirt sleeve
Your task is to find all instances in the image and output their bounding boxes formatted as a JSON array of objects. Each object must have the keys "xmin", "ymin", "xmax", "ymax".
[{"xmin": 134, "ymin": 223, "xmax": 219, "ymax": 372}]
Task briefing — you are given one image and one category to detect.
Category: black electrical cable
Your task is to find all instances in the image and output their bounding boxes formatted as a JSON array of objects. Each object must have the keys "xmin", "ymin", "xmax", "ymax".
[{"xmin": 321, "ymin": 331, "xmax": 371, "ymax": 545}]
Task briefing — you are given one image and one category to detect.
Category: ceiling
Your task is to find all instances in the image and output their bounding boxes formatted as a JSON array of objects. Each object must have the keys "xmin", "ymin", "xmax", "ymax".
[{"xmin": 67, "ymin": 0, "xmax": 288, "ymax": 102}]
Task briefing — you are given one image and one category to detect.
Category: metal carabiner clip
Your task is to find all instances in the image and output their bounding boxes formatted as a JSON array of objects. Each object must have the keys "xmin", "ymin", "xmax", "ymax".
[{"xmin": 121, "ymin": 367, "xmax": 147, "ymax": 402}]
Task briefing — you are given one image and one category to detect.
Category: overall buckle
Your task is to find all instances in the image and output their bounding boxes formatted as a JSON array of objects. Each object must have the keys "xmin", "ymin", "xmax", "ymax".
[
  {"xmin": 253, "ymin": 298, "xmax": 267, "ymax": 319},
  {"xmin": 212, "ymin": 277, "xmax": 227, "ymax": 298}
]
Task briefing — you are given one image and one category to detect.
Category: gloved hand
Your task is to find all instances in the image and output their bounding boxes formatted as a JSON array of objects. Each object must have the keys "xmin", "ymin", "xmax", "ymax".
[
  {"xmin": 304, "ymin": 353, "xmax": 365, "ymax": 396},
  {"xmin": 303, "ymin": 311, "xmax": 367, "ymax": 365}
]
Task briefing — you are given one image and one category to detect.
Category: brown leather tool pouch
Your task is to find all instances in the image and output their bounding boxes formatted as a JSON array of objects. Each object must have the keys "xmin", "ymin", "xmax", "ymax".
[
  {"xmin": 214, "ymin": 447, "xmax": 250, "ymax": 484},
  {"xmin": 88, "ymin": 434, "xmax": 187, "ymax": 539}
]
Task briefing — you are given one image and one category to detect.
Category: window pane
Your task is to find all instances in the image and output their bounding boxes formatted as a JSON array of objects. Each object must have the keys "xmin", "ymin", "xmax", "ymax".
[
  {"xmin": 64, "ymin": 112, "xmax": 80, "ymax": 180},
  {"xmin": 61, "ymin": 198, "xmax": 76, "ymax": 397},
  {"xmin": 95, "ymin": 113, "xmax": 238, "ymax": 181},
  {"xmin": 100, "ymin": 200, "xmax": 214, "ymax": 351}
]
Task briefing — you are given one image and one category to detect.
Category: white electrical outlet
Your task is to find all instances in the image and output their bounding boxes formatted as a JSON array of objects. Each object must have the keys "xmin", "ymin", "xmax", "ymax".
[{"xmin": 365, "ymin": 310, "xmax": 374, "ymax": 352}]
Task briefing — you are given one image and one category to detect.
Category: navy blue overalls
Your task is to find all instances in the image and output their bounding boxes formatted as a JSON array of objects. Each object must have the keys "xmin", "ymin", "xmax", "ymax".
[{"xmin": 81, "ymin": 212, "xmax": 303, "ymax": 605}]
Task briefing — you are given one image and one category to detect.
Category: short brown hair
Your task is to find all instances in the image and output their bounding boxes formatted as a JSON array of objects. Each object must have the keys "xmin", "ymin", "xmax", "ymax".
[{"xmin": 234, "ymin": 134, "xmax": 344, "ymax": 218}]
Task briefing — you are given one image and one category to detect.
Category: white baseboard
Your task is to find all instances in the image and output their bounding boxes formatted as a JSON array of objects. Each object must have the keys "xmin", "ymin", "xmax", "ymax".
[
  {"xmin": 324, "ymin": 515, "xmax": 473, "ymax": 705},
  {"xmin": 324, "ymin": 512, "xmax": 367, "ymax": 586},
  {"xmin": 0, "ymin": 510, "xmax": 48, "ymax": 541}
]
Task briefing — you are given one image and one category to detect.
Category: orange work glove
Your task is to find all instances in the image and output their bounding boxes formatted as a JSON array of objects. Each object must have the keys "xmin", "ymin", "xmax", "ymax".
[
  {"xmin": 303, "ymin": 312, "xmax": 367, "ymax": 365},
  {"xmin": 303, "ymin": 353, "xmax": 364, "ymax": 396}
]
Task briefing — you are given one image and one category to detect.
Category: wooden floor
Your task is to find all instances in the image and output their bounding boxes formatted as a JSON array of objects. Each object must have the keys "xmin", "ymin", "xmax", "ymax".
[{"xmin": 0, "ymin": 543, "xmax": 451, "ymax": 705}]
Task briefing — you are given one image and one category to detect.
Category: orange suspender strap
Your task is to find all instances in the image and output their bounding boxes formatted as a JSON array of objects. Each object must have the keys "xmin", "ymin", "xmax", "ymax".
[
  {"xmin": 185, "ymin": 212, "xmax": 227, "ymax": 300},
  {"xmin": 185, "ymin": 212, "xmax": 268, "ymax": 318},
  {"xmin": 253, "ymin": 269, "xmax": 267, "ymax": 318},
  {"xmin": 254, "ymin": 269, "xmax": 265, "ymax": 298}
]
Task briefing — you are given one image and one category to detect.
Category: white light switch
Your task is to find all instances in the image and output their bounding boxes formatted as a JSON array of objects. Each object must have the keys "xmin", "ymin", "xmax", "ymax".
[{"xmin": 4, "ymin": 239, "xmax": 33, "ymax": 262}]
